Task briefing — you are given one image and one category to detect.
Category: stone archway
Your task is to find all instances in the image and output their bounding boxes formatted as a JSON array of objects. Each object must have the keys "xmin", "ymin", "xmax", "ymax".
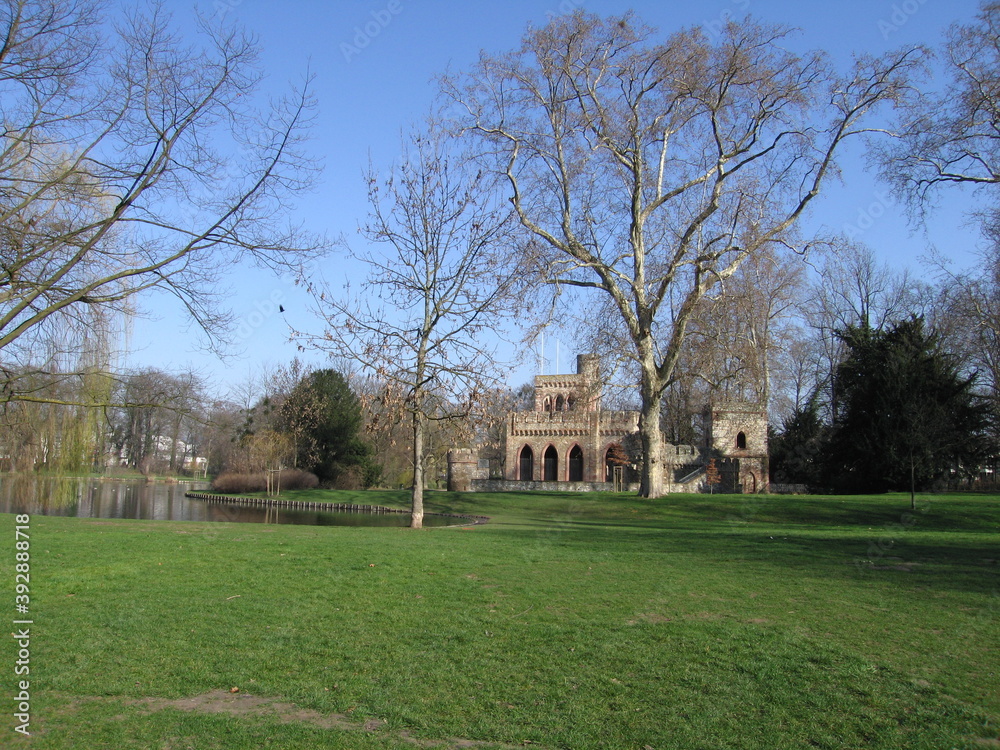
[
  {"xmin": 568, "ymin": 444, "xmax": 584, "ymax": 482},
  {"xmin": 543, "ymin": 445, "xmax": 558, "ymax": 481},
  {"xmin": 519, "ymin": 445, "xmax": 534, "ymax": 481}
]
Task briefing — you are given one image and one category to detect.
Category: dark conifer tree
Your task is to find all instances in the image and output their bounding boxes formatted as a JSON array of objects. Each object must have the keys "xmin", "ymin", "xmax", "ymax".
[
  {"xmin": 770, "ymin": 396, "xmax": 828, "ymax": 489},
  {"xmin": 283, "ymin": 369, "xmax": 381, "ymax": 488},
  {"xmin": 825, "ymin": 318, "xmax": 995, "ymax": 503}
]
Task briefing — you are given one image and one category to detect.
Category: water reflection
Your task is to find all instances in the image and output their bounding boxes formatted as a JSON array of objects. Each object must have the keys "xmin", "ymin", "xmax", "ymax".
[{"xmin": 0, "ymin": 476, "xmax": 455, "ymax": 527}]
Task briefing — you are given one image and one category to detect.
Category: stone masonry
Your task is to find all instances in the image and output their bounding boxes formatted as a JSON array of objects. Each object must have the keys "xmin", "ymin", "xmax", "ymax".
[{"xmin": 447, "ymin": 354, "xmax": 769, "ymax": 494}]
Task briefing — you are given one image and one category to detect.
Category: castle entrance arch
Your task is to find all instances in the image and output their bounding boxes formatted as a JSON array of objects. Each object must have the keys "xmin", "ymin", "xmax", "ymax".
[
  {"xmin": 543, "ymin": 446, "xmax": 558, "ymax": 481},
  {"xmin": 568, "ymin": 445, "xmax": 584, "ymax": 481},
  {"xmin": 519, "ymin": 446, "xmax": 534, "ymax": 481}
]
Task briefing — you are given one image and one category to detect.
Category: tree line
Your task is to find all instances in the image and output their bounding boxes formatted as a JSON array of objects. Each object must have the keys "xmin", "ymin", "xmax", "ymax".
[{"xmin": 3, "ymin": 2, "xmax": 1000, "ymax": 514}]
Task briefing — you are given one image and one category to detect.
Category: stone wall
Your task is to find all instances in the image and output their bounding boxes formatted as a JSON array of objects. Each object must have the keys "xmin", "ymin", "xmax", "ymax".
[
  {"xmin": 505, "ymin": 409, "xmax": 640, "ymax": 483},
  {"xmin": 469, "ymin": 478, "xmax": 641, "ymax": 493}
]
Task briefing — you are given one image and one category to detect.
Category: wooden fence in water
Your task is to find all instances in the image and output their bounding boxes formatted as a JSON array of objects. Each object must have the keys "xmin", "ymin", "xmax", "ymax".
[{"xmin": 184, "ymin": 491, "xmax": 488, "ymax": 525}]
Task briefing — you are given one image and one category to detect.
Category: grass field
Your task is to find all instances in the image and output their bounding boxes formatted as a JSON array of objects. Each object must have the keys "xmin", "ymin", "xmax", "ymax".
[{"xmin": 1, "ymin": 490, "xmax": 998, "ymax": 749}]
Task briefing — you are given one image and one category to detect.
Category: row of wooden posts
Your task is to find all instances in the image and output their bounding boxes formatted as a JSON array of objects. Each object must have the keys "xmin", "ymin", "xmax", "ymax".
[{"xmin": 183, "ymin": 491, "xmax": 489, "ymax": 524}]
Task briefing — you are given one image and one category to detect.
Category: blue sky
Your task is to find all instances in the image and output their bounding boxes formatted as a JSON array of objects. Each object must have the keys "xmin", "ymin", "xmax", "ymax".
[{"xmin": 128, "ymin": 0, "xmax": 986, "ymax": 396}]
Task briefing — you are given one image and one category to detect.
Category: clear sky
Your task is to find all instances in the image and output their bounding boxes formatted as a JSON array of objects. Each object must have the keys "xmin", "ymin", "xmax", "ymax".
[{"xmin": 127, "ymin": 0, "xmax": 987, "ymax": 398}]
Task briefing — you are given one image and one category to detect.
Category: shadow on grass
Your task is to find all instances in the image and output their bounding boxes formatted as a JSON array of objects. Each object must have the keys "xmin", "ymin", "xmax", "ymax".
[
  {"xmin": 485, "ymin": 517, "xmax": 1000, "ymax": 597},
  {"xmin": 238, "ymin": 489, "xmax": 999, "ymax": 596},
  {"xmin": 428, "ymin": 491, "xmax": 1000, "ymax": 533}
]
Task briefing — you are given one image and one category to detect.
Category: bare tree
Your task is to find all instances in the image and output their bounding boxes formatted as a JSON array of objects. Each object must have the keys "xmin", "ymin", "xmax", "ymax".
[
  {"xmin": 879, "ymin": 2, "xmax": 1000, "ymax": 231},
  {"xmin": 871, "ymin": 2, "xmax": 1000, "ymax": 437},
  {"xmin": 447, "ymin": 11, "xmax": 921, "ymax": 495},
  {"xmin": 928, "ymin": 247, "xmax": 1000, "ymax": 415},
  {"xmin": 299, "ymin": 128, "xmax": 522, "ymax": 527},
  {"xmin": 113, "ymin": 368, "xmax": 205, "ymax": 474},
  {"xmin": 803, "ymin": 240, "xmax": 926, "ymax": 422},
  {"xmin": 674, "ymin": 247, "xmax": 806, "ymax": 419},
  {"xmin": 0, "ymin": 0, "xmax": 322, "ymax": 405}
]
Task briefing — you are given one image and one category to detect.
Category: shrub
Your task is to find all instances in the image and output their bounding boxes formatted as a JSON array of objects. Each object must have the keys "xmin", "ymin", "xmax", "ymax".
[
  {"xmin": 329, "ymin": 465, "xmax": 365, "ymax": 491},
  {"xmin": 211, "ymin": 473, "xmax": 265, "ymax": 493},
  {"xmin": 278, "ymin": 469, "xmax": 320, "ymax": 490}
]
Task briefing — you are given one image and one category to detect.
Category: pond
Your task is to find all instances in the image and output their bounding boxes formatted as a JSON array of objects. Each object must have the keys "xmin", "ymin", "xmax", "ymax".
[{"xmin": 0, "ymin": 475, "xmax": 463, "ymax": 527}]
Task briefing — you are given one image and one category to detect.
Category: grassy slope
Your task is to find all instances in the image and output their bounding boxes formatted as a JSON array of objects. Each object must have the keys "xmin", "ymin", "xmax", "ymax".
[{"xmin": 1, "ymin": 491, "xmax": 997, "ymax": 749}]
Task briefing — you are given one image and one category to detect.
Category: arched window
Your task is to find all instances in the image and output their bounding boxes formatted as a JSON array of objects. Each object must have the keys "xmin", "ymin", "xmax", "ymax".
[
  {"xmin": 519, "ymin": 446, "xmax": 534, "ymax": 481},
  {"xmin": 543, "ymin": 445, "xmax": 558, "ymax": 481},
  {"xmin": 566, "ymin": 396, "xmax": 576, "ymax": 411},
  {"xmin": 556, "ymin": 395, "xmax": 565, "ymax": 412},
  {"xmin": 568, "ymin": 445, "xmax": 584, "ymax": 482},
  {"xmin": 736, "ymin": 432, "xmax": 747, "ymax": 450},
  {"xmin": 543, "ymin": 397, "xmax": 551, "ymax": 413}
]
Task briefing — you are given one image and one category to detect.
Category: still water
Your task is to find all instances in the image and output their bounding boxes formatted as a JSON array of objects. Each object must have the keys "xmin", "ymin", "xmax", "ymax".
[{"xmin": 0, "ymin": 475, "xmax": 457, "ymax": 527}]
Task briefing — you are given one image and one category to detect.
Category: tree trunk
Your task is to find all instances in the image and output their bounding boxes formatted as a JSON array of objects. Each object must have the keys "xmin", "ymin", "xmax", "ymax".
[
  {"xmin": 410, "ymin": 409, "xmax": 425, "ymax": 529},
  {"xmin": 638, "ymin": 381, "xmax": 665, "ymax": 498},
  {"xmin": 169, "ymin": 415, "xmax": 181, "ymax": 472}
]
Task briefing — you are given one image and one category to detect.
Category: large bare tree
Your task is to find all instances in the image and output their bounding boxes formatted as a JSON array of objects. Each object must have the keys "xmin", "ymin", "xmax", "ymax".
[
  {"xmin": 879, "ymin": 2, "xmax": 1000, "ymax": 228},
  {"xmin": 877, "ymin": 2, "xmax": 1000, "ymax": 421},
  {"xmin": 446, "ymin": 11, "xmax": 921, "ymax": 496},
  {"xmin": 0, "ymin": 0, "xmax": 322, "ymax": 405},
  {"xmin": 300, "ymin": 128, "xmax": 522, "ymax": 527}
]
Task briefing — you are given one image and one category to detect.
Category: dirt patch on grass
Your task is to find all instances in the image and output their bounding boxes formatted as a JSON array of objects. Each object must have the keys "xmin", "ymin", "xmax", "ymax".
[
  {"xmin": 134, "ymin": 690, "xmax": 357, "ymax": 731},
  {"xmin": 49, "ymin": 690, "xmax": 546, "ymax": 750},
  {"xmin": 626, "ymin": 612, "xmax": 674, "ymax": 625}
]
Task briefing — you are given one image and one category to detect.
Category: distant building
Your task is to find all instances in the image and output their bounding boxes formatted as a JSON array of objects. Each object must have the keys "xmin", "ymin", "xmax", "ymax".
[
  {"xmin": 448, "ymin": 354, "xmax": 768, "ymax": 494},
  {"xmin": 504, "ymin": 353, "xmax": 638, "ymax": 484}
]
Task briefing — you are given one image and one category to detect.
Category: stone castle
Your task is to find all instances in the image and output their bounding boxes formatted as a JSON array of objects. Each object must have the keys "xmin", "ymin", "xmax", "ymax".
[{"xmin": 448, "ymin": 354, "xmax": 768, "ymax": 494}]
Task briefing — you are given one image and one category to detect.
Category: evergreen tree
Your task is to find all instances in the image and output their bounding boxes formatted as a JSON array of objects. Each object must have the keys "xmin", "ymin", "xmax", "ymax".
[
  {"xmin": 825, "ymin": 318, "xmax": 995, "ymax": 502},
  {"xmin": 282, "ymin": 370, "xmax": 381, "ymax": 488},
  {"xmin": 770, "ymin": 396, "xmax": 829, "ymax": 489}
]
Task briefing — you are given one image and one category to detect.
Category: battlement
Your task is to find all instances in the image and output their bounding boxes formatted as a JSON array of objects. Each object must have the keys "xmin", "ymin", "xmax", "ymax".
[{"xmin": 532, "ymin": 353, "xmax": 602, "ymax": 413}]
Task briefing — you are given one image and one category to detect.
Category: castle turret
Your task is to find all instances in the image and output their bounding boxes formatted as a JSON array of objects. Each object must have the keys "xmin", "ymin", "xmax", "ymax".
[{"xmin": 704, "ymin": 402, "xmax": 769, "ymax": 493}]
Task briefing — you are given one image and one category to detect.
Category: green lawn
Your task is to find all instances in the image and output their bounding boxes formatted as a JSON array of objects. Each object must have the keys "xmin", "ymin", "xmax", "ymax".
[{"xmin": 1, "ymin": 490, "xmax": 998, "ymax": 749}]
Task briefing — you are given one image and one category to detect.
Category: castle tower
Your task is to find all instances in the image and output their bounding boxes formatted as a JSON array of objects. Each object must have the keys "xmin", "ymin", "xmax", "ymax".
[
  {"xmin": 704, "ymin": 402, "xmax": 769, "ymax": 493},
  {"xmin": 446, "ymin": 449, "xmax": 479, "ymax": 492},
  {"xmin": 505, "ymin": 353, "xmax": 638, "ymax": 484},
  {"xmin": 532, "ymin": 353, "xmax": 601, "ymax": 413}
]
